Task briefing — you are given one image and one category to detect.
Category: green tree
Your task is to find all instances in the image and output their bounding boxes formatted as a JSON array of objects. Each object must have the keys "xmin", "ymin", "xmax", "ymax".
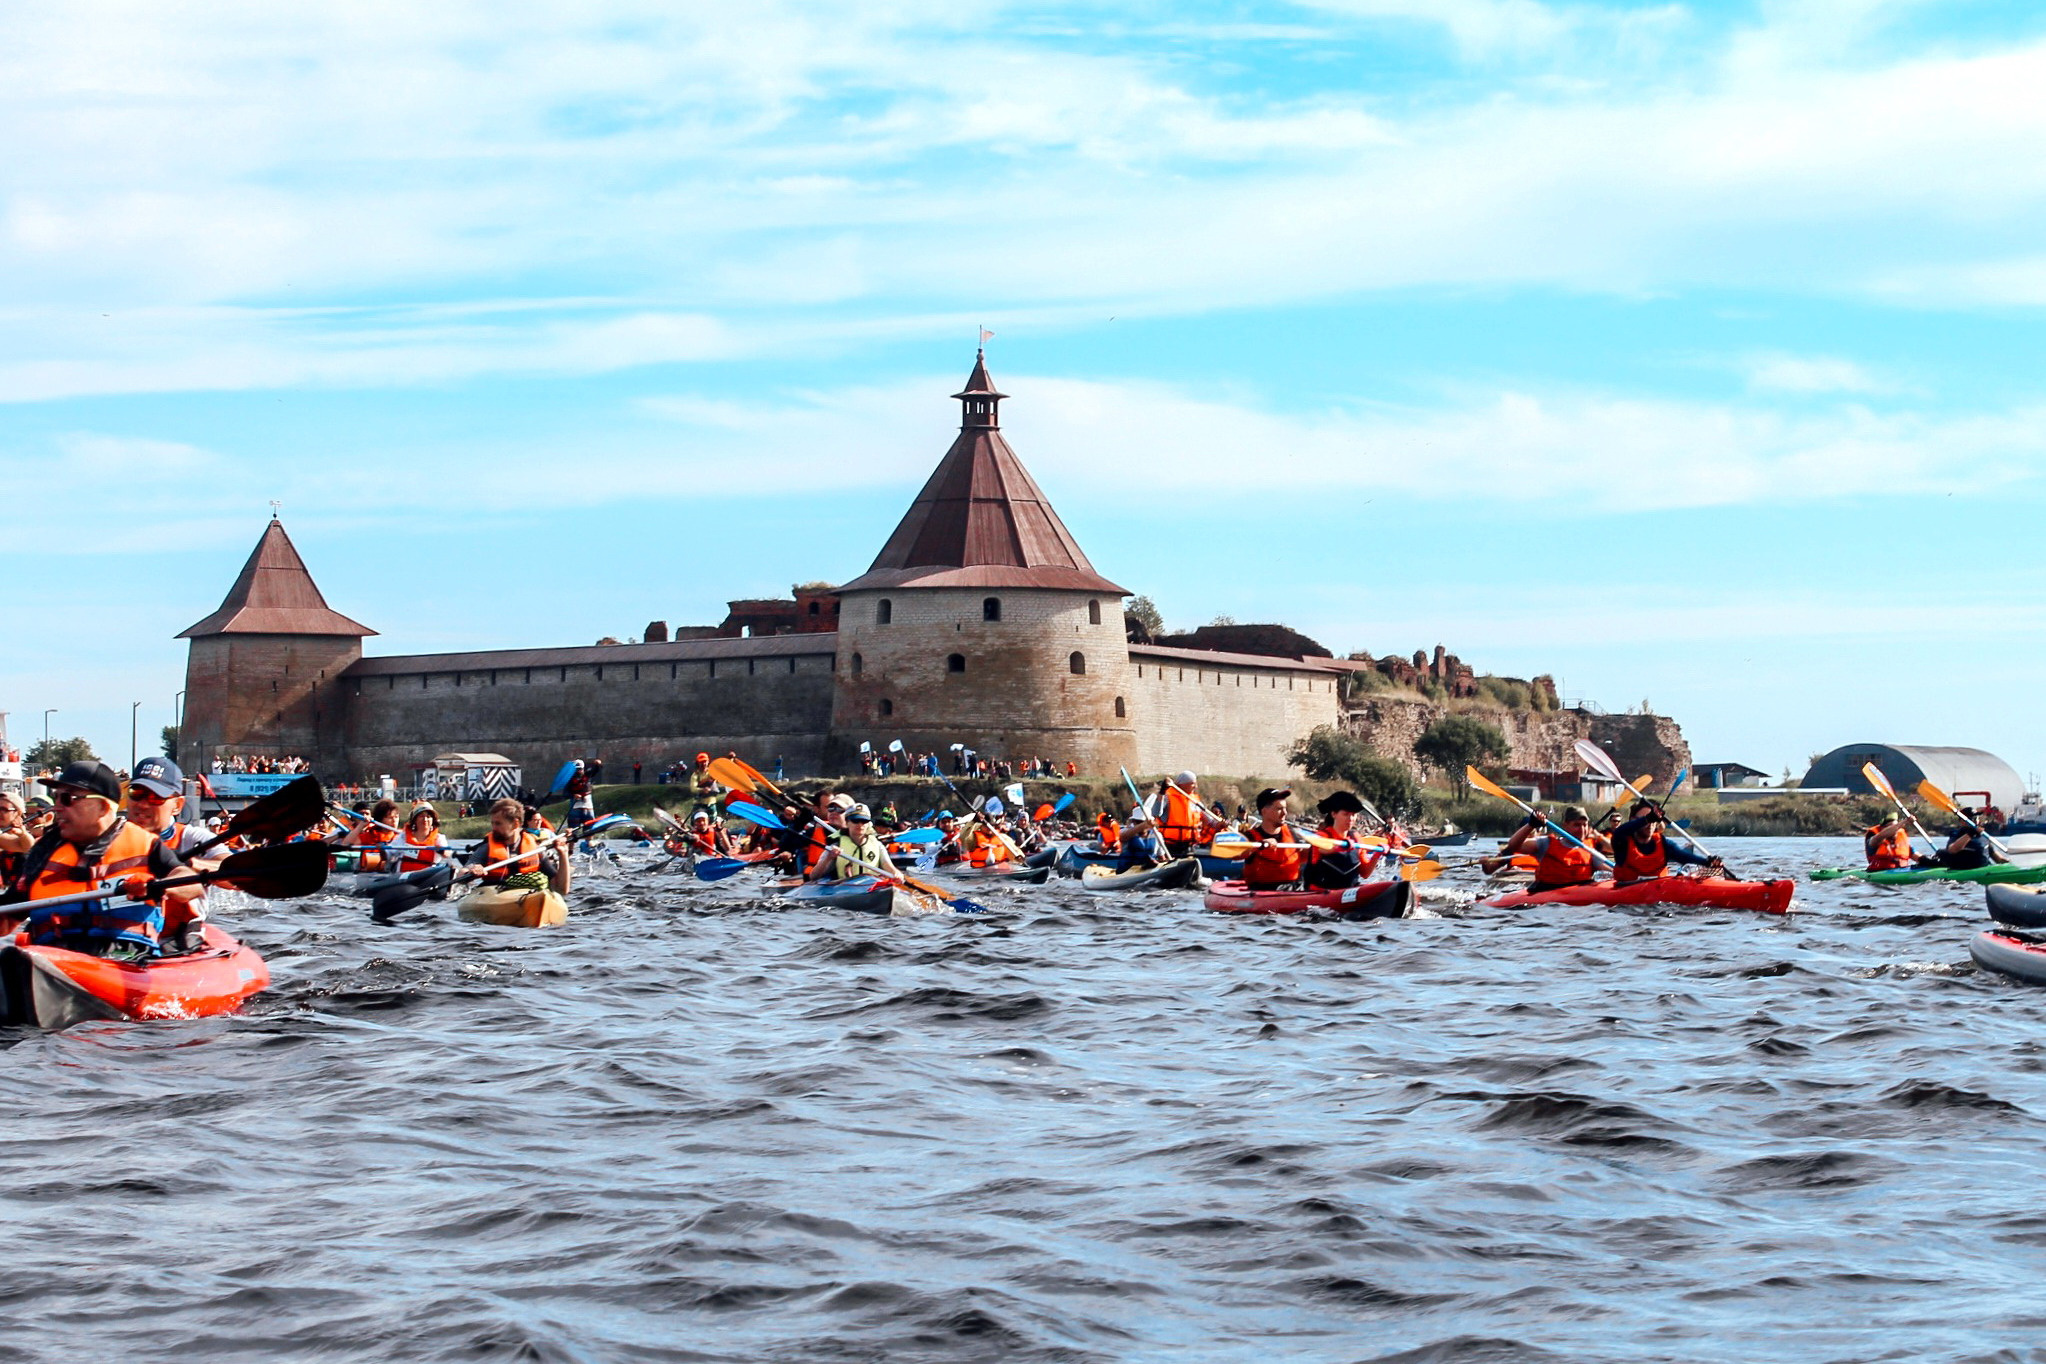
[
  {"xmin": 1413, "ymin": 716, "xmax": 1509, "ymax": 799},
  {"xmin": 1124, "ymin": 595, "xmax": 1164, "ymax": 641},
  {"xmin": 26, "ymin": 736, "xmax": 97, "ymax": 772},
  {"xmin": 1286, "ymin": 726, "xmax": 1420, "ymax": 818},
  {"xmin": 161, "ymin": 725, "xmax": 180, "ymax": 759}
]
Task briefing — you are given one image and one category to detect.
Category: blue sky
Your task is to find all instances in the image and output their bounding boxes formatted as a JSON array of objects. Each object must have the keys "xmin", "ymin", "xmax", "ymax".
[{"xmin": 6, "ymin": 0, "xmax": 2046, "ymax": 787}]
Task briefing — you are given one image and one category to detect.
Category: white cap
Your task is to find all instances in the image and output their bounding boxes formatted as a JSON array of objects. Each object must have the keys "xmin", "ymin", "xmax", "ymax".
[{"xmin": 1175, "ymin": 771, "xmax": 1196, "ymax": 786}]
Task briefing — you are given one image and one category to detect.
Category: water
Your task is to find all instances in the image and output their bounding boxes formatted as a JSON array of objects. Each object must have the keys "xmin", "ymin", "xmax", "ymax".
[{"xmin": 7, "ymin": 836, "xmax": 2045, "ymax": 1363}]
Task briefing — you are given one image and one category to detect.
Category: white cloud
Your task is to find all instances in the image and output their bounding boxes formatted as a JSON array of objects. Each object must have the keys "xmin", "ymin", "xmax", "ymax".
[{"xmin": 1743, "ymin": 352, "xmax": 1886, "ymax": 394}]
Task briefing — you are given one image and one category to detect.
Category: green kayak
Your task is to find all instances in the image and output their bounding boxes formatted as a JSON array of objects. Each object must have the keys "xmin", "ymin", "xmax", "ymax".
[{"xmin": 1809, "ymin": 863, "xmax": 2046, "ymax": 885}]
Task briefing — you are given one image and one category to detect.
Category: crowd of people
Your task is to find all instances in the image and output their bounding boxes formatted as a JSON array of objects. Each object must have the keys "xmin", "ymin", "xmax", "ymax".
[{"xmin": 209, "ymin": 753, "xmax": 312, "ymax": 775}]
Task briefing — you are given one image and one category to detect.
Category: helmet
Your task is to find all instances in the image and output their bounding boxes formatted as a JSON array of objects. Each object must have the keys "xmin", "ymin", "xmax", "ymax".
[{"xmin": 695, "ymin": 752, "xmax": 710, "ymax": 763}]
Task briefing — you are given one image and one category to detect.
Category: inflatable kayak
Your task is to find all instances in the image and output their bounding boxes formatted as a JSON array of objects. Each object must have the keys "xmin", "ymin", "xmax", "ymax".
[
  {"xmin": 456, "ymin": 885, "xmax": 569, "ymax": 927},
  {"xmin": 1054, "ymin": 844, "xmax": 1116, "ymax": 878},
  {"xmin": 1079, "ymin": 858, "xmax": 1204, "ymax": 893},
  {"xmin": 934, "ymin": 862, "xmax": 1051, "ymax": 885},
  {"xmin": 1809, "ymin": 863, "xmax": 2046, "ymax": 885},
  {"xmin": 1985, "ymin": 882, "xmax": 2046, "ymax": 928},
  {"xmin": 785, "ymin": 876, "xmax": 897, "ymax": 915},
  {"xmin": 1484, "ymin": 876, "xmax": 1793, "ymax": 914},
  {"xmin": 1970, "ymin": 929, "xmax": 2046, "ymax": 984},
  {"xmin": 0, "ymin": 924, "xmax": 269, "ymax": 1030},
  {"xmin": 1205, "ymin": 879, "xmax": 1411, "ymax": 920}
]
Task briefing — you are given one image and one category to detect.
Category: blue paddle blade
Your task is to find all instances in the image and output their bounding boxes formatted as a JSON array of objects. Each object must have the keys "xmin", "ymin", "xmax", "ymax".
[
  {"xmin": 1052, "ymin": 793, "xmax": 1076, "ymax": 814},
  {"xmin": 729, "ymin": 800, "xmax": 787, "ymax": 830},
  {"xmin": 548, "ymin": 759, "xmax": 578, "ymax": 797},
  {"xmin": 694, "ymin": 856, "xmax": 750, "ymax": 882},
  {"xmin": 891, "ymin": 828, "xmax": 944, "ymax": 845},
  {"xmin": 1666, "ymin": 766, "xmax": 1690, "ymax": 796}
]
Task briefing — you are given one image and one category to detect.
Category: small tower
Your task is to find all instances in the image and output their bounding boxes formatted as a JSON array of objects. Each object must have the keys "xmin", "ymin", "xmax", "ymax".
[
  {"xmin": 177, "ymin": 519, "xmax": 374, "ymax": 774},
  {"xmin": 831, "ymin": 352, "xmax": 1136, "ymax": 773}
]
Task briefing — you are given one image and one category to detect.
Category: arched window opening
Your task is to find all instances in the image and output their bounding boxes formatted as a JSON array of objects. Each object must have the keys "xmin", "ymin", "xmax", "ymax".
[
  {"xmin": 982, "ymin": 597, "xmax": 1001, "ymax": 622},
  {"xmin": 851, "ymin": 652, "xmax": 863, "ymax": 675},
  {"xmin": 947, "ymin": 653, "xmax": 966, "ymax": 674},
  {"xmin": 1088, "ymin": 600, "xmax": 1101, "ymax": 625},
  {"xmin": 880, "ymin": 698, "xmax": 894, "ymax": 716},
  {"xmin": 1113, "ymin": 696, "xmax": 1126, "ymax": 718},
  {"xmin": 808, "ymin": 601, "xmax": 820, "ymax": 615},
  {"xmin": 1069, "ymin": 652, "xmax": 1086, "ymax": 675},
  {"xmin": 877, "ymin": 599, "xmax": 893, "ymax": 625}
]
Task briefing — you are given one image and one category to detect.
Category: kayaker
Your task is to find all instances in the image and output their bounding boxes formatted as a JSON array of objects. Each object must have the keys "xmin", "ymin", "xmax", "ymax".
[
  {"xmin": 1609, "ymin": 802, "xmax": 1720, "ymax": 884},
  {"xmin": 458, "ymin": 798, "xmax": 569, "ymax": 896},
  {"xmin": 343, "ymin": 798, "xmax": 403, "ymax": 851},
  {"xmin": 966, "ymin": 816, "xmax": 1016, "ymax": 868},
  {"xmin": 523, "ymin": 805, "xmax": 555, "ymax": 836},
  {"xmin": 930, "ymin": 813, "xmax": 965, "ymax": 865},
  {"xmin": 0, "ymin": 791, "xmax": 34, "ymax": 887},
  {"xmin": 809, "ymin": 804, "xmax": 902, "ymax": 882},
  {"xmin": 1240, "ymin": 788, "xmax": 1309, "ymax": 891},
  {"xmin": 0, "ymin": 760, "xmax": 202, "ymax": 959},
  {"xmin": 125, "ymin": 757, "xmax": 221, "ymax": 873},
  {"xmin": 688, "ymin": 809, "xmax": 735, "ymax": 857},
  {"xmin": 1864, "ymin": 816, "xmax": 1915, "ymax": 871},
  {"xmin": 1301, "ymin": 791, "xmax": 1375, "ymax": 890},
  {"xmin": 1115, "ymin": 809, "xmax": 1169, "ymax": 872},
  {"xmin": 1160, "ymin": 772, "xmax": 1215, "ymax": 856},
  {"xmin": 564, "ymin": 761, "xmax": 595, "ymax": 831},
  {"xmin": 786, "ymin": 792, "xmax": 849, "ymax": 875},
  {"xmin": 395, "ymin": 805, "xmax": 449, "ymax": 873},
  {"xmin": 1939, "ymin": 816, "xmax": 1994, "ymax": 871},
  {"xmin": 24, "ymin": 796, "xmax": 53, "ymax": 838},
  {"xmin": 1499, "ymin": 806, "xmax": 1610, "ymax": 892},
  {"xmin": 1094, "ymin": 811, "xmax": 1121, "ymax": 854}
]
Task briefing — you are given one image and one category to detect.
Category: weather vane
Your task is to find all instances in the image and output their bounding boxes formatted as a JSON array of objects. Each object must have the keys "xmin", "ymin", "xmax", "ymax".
[{"xmin": 270, "ymin": 500, "xmax": 281, "ymax": 519}]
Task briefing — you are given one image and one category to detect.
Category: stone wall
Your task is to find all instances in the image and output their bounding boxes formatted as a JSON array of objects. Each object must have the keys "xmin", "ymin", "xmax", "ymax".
[
  {"xmin": 332, "ymin": 637, "xmax": 837, "ymax": 782},
  {"xmin": 1130, "ymin": 648, "xmax": 1342, "ymax": 778},
  {"xmin": 1342, "ymin": 698, "xmax": 1690, "ymax": 788},
  {"xmin": 831, "ymin": 586, "xmax": 1137, "ymax": 773}
]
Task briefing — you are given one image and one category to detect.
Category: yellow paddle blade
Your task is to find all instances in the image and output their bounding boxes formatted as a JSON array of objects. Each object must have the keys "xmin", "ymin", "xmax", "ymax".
[
  {"xmin": 706, "ymin": 758, "xmax": 760, "ymax": 794},
  {"xmin": 1203, "ymin": 840, "xmax": 1252, "ymax": 860},
  {"xmin": 1400, "ymin": 859, "xmax": 1444, "ymax": 882},
  {"xmin": 1632, "ymin": 774, "xmax": 1654, "ymax": 798},
  {"xmin": 1861, "ymin": 761, "xmax": 1901, "ymax": 803},
  {"xmin": 1466, "ymin": 765, "xmax": 1516, "ymax": 804},
  {"xmin": 1403, "ymin": 844, "xmax": 1432, "ymax": 861},
  {"xmin": 1916, "ymin": 779, "xmax": 1961, "ymax": 816},
  {"xmin": 1289, "ymin": 827, "xmax": 1342, "ymax": 851},
  {"xmin": 732, "ymin": 758, "xmax": 785, "ymax": 796}
]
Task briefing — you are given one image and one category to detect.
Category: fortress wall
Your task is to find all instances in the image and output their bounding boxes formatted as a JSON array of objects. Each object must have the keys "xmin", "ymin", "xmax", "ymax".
[
  {"xmin": 1128, "ymin": 651, "xmax": 1342, "ymax": 778},
  {"xmin": 334, "ymin": 645, "xmax": 837, "ymax": 780},
  {"xmin": 832, "ymin": 587, "xmax": 1138, "ymax": 773}
]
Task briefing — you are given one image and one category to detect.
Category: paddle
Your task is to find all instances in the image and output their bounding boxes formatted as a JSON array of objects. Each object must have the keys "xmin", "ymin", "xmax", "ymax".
[
  {"xmin": 890, "ymin": 828, "xmax": 945, "ymax": 846},
  {"xmin": 812, "ymin": 844, "xmax": 987, "ymax": 914},
  {"xmin": 1574, "ymin": 741, "xmax": 1717, "ymax": 860},
  {"xmin": 728, "ymin": 799, "xmax": 786, "ymax": 830},
  {"xmin": 370, "ymin": 815, "xmax": 627, "ymax": 921},
  {"xmin": 1862, "ymin": 762, "xmax": 1937, "ymax": 859},
  {"xmin": 1916, "ymin": 780, "xmax": 2013, "ymax": 861},
  {"xmin": 187, "ymin": 774, "xmax": 329, "ymax": 857},
  {"xmin": 694, "ymin": 852, "xmax": 779, "ymax": 882},
  {"xmin": 1465, "ymin": 766, "xmax": 1615, "ymax": 869},
  {"xmin": 10, "ymin": 839, "xmax": 334, "ymax": 912},
  {"xmin": 1051, "ymin": 792, "xmax": 1076, "ymax": 817},
  {"xmin": 937, "ymin": 773, "xmax": 1028, "ymax": 862}
]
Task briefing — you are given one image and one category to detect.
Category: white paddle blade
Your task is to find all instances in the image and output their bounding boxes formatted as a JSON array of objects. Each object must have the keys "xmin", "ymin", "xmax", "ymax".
[{"xmin": 1573, "ymin": 739, "xmax": 1624, "ymax": 783}]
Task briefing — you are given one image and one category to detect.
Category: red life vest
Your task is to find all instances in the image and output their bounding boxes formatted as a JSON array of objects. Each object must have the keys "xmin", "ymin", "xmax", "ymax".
[
  {"xmin": 1241, "ymin": 826, "xmax": 1305, "ymax": 888},
  {"xmin": 480, "ymin": 829, "xmax": 542, "ymax": 881},
  {"xmin": 397, "ymin": 832, "xmax": 444, "ymax": 874},
  {"xmin": 1533, "ymin": 837, "xmax": 1596, "ymax": 888},
  {"xmin": 1614, "ymin": 829, "xmax": 1668, "ymax": 883},
  {"xmin": 1096, "ymin": 815, "xmax": 1120, "ymax": 852}
]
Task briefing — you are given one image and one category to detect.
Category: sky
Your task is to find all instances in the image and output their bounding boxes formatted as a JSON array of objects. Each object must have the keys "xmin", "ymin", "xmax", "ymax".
[{"xmin": 4, "ymin": 0, "xmax": 2045, "ymax": 788}]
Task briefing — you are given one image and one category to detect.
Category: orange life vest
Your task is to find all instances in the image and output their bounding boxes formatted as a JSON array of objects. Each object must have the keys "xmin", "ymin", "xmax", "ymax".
[
  {"xmin": 359, "ymin": 827, "xmax": 397, "ymax": 847},
  {"xmin": 397, "ymin": 833, "xmax": 444, "ymax": 874},
  {"xmin": 18, "ymin": 819, "xmax": 171, "ymax": 954},
  {"xmin": 1161, "ymin": 787, "xmax": 1206, "ymax": 846},
  {"xmin": 480, "ymin": 829, "xmax": 542, "ymax": 881},
  {"xmin": 1241, "ymin": 826, "xmax": 1305, "ymax": 888},
  {"xmin": 1096, "ymin": 815, "xmax": 1120, "ymax": 852},
  {"xmin": 1614, "ymin": 829, "xmax": 1668, "ymax": 884},
  {"xmin": 804, "ymin": 824, "xmax": 830, "ymax": 876},
  {"xmin": 1533, "ymin": 837, "xmax": 1596, "ymax": 888},
  {"xmin": 690, "ymin": 825, "xmax": 725, "ymax": 856},
  {"xmin": 1866, "ymin": 826, "xmax": 1912, "ymax": 871},
  {"xmin": 968, "ymin": 827, "xmax": 1013, "ymax": 868}
]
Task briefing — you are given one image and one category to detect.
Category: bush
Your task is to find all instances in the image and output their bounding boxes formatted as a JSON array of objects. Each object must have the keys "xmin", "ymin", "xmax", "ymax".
[
  {"xmin": 1286, "ymin": 726, "xmax": 1420, "ymax": 818},
  {"xmin": 1476, "ymin": 676, "xmax": 1531, "ymax": 709},
  {"xmin": 26, "ymin": 736, "xmax": 97, "ymax": 771}
]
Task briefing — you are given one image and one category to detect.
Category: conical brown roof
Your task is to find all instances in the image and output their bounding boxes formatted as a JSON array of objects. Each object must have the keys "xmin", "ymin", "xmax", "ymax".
[
  {"xmin": 178, "ymin": 519, "xmax": 375, "ymax": 638},
  {"xmin": 838, "ymin": 357, "xmax": 1126, "ymax": 595}
]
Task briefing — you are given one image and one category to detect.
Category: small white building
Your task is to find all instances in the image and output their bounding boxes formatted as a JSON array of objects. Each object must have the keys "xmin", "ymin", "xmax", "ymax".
[{"xmin": 418, "ymin": 753, "xmax": 523, "ymax": 802}]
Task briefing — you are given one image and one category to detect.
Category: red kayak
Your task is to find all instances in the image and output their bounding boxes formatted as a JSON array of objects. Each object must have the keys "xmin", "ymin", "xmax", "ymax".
[
  {"xmin": 0, "ymin": 924, "xmax": 270, "ymax": 1030},
  {"xmin": 1482, "ymin": 876, "xmax": 1794, "ymax": 914},
  {"xmin": 1205, "ymin": 879, "xmax": 1411, "ymax": 919}
]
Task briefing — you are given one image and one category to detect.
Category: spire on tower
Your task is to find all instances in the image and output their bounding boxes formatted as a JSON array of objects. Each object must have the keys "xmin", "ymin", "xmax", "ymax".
[{"xmin": 177, "ymin": 518, "xmax": 375, "ymax": 638}]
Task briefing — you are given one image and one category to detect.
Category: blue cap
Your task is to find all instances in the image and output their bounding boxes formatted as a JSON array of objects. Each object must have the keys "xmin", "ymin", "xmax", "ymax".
[{"xmin": 130, "ymin": 755, "xmax": 185, "ymax": 799}]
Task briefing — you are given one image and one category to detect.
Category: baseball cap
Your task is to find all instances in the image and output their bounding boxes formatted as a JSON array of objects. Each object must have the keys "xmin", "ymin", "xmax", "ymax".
[
  {"xmin": 47, "ymin": 760, "xmax": 123, "ymax": 802},
  {"xmin": 1254, "ymin": 787, "xmax": 1292, "ymax": 809},
  {"xmin": 847, "ymin": 803, "xmax": 873, "ymax": 823},
  {"xmin": 130, "ymin": 756, "xmax": 185, "ymax": 799}
]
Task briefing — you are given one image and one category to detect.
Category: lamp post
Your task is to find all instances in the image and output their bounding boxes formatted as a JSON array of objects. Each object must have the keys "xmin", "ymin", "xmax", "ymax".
[
  {"xmin": 42, "ymin": 709, "xmax": 55, "ymax": 751},
  {"xmin": 131, "ymin": 701, "xmax": 141, "ymax": 773}
]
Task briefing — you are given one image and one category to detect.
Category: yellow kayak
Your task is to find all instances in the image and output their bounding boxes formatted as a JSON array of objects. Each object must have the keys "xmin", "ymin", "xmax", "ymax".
[{"xmin": 457, "ymin": 885, "xmax": 569, "ymax": 928}]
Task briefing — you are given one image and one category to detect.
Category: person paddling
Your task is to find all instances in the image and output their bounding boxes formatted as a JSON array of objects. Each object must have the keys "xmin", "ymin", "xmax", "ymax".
[
  {"xmin": 688, "ymin": 808, "xmax": 735, "ymax": 858},
  {"xmin": 0, "ymin": 760, "xmax": 201, "ymax": 960},
  {"xmin": 1094, "ymin": 811, "xmax": 1121, "ymax": 855},
  {"xmin": 1608, "ymin": 801, "xmax": 1721, "ymax": 884},
  {"xmin": 0, "ymin": 791, "xmax": 32, "ymax": 888},
  {"xmin": 395, "ymin": 805, "xmax": 448, "ymax": 873},
  {"xmin": 1499, "ymin": 805, "xmax": 1610, "ymax": 892},
  {"xmin": 1301, "ymin": 791, "xmax": 1376, "ymax": 891},
  {"xmin": 809, "ymin": 804, "xmax": 903, "ymax": 882},
  {"xmin": 1160, "ymin": 771, "xmax": 1215, "ymax": 857},
  {"xmin": 1863, "ymin": 815, "xmax": 1915, "ymax": 871},
  {"xmin": 1938, "ymin": 813, "xmax": 1995, "ymax": 870},
  {"xmin": 1114, "ymin": 809, "xmax": 1169, "ymax": 873},
  {"xmin": 126, "ymin": 757, "xmax": 222, "ymax": 879},
  {"xmin": 1240, "ymin": 787, "xmax": 1308, "ymax": 891}
]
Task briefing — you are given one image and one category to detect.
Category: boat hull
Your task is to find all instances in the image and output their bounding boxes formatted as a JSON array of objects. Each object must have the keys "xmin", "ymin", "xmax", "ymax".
[
  {"xmin": 456, "ymin": 886, "xmax": 569, "ymax": 927},
  {"xmin": 1079, "ymin": 858, "xmax": 1204, "ymax": 893},
  {"xmin": 1204, "ymin": 879, "xmax": 1411, "ymax": 919},
  {"xmin": 1810, "ymin": 863, "xmax": 2046, "ymax": 886},
  {"xmin": 0, "ymin": 925, "xmax": 269, "ymax": 1030},
  {"xmin": 1971, "ymin": 930, "xmax": 2046, "ymax": 984},
  {"xmin": 1484, "ymin": 876, "xmax": 1793, "ymax": 914}
]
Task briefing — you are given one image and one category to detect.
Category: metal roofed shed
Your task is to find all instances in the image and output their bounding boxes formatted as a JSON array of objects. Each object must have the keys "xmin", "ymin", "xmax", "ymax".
[
  {"xmin": 1800, "ymin": 744, "xmax": 2023, "ymax": 812},
  {"xmin": 420, "ymin": 753, "xmax": 524, "ymax": 802}
]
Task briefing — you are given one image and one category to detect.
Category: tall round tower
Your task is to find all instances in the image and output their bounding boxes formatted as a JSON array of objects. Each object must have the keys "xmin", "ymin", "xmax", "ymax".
[{"xmin": 830, "ymin": 352, "xmax": 1137, "ymax": 774}]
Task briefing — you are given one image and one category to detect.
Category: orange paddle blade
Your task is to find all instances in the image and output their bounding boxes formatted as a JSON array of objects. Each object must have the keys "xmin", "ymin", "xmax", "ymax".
[
  {"xmin": 1466, "ymin": 766, "xmax": 1517, "ymax": 804},
  {"xmin": 706, "ymin": 758, "xmax": 759, "ymax": 794},
  {"xmin": 1915, "ymin": 779, "xmax": 1961, "ymax": 816},
  {"xmin": 1862, "ymin": 761, "xmax": 1902, "ymax": 804},
  {"xmin": 1400, "ymin": 859, "xmax": 1444, "ymax": 882}
]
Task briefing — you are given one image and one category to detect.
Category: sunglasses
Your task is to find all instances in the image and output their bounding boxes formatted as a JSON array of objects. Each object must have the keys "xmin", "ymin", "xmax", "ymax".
[
  {"xmin": 53, "ymin": 790, "xmax": 107, "ymax": 807},
  {"xmin": 127, "ymin": 789, "xmax": 170, "ymax": 804}
]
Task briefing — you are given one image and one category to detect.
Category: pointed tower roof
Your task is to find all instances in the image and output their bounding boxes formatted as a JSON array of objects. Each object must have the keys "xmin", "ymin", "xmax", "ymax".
[
  {"xmin": 838, "ymin": 353, "xmax": 1128, "ymax": 595},
  {"xmin": 178, "ymin": 519, "xmax": 376, "ymax": 638}
]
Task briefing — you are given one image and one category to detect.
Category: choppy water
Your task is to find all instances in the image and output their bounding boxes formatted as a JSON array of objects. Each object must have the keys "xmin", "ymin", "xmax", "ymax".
[{"xmin": 7, "ymin": 836, "xmax": 2046, "ymax": 1363}]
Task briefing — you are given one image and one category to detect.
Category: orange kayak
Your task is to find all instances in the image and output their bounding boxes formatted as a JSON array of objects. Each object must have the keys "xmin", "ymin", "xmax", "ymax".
[
  {"xmin": 0, "ymin": 924, "xmax": 269, "ymax": 1030},
  {"xmin": 1482, "ymin": 876, "xmax": 1794, "ymax": 914}
]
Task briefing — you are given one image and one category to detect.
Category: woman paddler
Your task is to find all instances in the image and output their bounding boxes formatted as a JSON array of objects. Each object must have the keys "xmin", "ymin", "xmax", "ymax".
[
  {"xmin": 1498, "ymin": 806, "xmax": 1611, "ymax": 892},
  {"xmin": 1608, "ymin": 801, "xmax": 1721, "ymax": 884},
  {"xmin": 1863, "ymin": 815, "xmax": 1915, "ymax": 871},
  {"xmin": 1301, "ymin": 791, "xmax": 1378, "ymax": 890},
  {"xmin": 457, "ymin": 798, "xmax": 569, "ymax": 897},
  {"xmin": 394, "ymin": 804, "xmax": 449, "ymax": 873},
  {"xmin": 808, "ymin": 804, "xmax": 902, "ymax": 883}
]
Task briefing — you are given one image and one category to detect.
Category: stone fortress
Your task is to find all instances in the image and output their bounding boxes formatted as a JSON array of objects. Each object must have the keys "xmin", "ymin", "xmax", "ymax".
[{"xmin": 175, "ymin": 352, "xmax": 1687, "ymax": 787}]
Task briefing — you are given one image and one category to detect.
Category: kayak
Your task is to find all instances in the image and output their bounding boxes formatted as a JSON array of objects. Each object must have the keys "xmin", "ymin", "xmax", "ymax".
[
  {"xmin": 1809, "ymin": 863, "xmax": 2046, "ymax": 886},
  {"xmin": 785, "ymin": 876, "xmax": 896, "ymax": 916},
  {"xmin": 1985, "ymin": 883, "xmax": 2046, "ymax": 929},
  {"xmin": 1970, "ymin": 929, "xmax": 2046, "ymax": 984},
  {"xmin": 1205, "ymin": 879, "xmax": 1412, "ymax": 920},
  {"xmin": 1079, "ymin": 858, "xmax": 1204, "ymax": 893},
  {"xmin": 1999, "ymin": 834, "xmax": 2046, "ymax": 869},
  {"xmin": 1484, "ymin": 876, "xmax": 1794, "ymax": 914},
  {"xmin": 1054, "ymin": 843, "xmax": 1116, "ymax": 878},
  {"xmin": 0, "ymin": 924, "xmax": 269, "ymax": 1030},
  {"xmin": 934, "ymin": 862, "xmax": 1051, "ymax": 885},
  {"xmin": 456, "ymin": 885, "xmax": 569, "ymax": 928}
]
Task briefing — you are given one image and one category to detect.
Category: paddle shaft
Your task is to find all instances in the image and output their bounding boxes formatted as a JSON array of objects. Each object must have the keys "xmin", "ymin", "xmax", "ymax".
[
  {"xmin": 938, "ymin": 773, "xmax": 1027, "ymax": 861},
  {"xmin": 1465, "ymin": 766, "xmax": 1615, "ymax": 869},
  {"xmin": 1863, "ymin": 763, "xmax": 1938, "ymax": 856}
]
